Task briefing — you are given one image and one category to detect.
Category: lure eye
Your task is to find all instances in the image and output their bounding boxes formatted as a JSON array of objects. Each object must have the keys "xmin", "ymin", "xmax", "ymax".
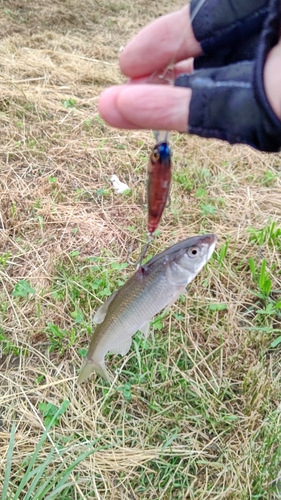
[
  {"xmin": 187, "ymin": 246, "xmax": 200, "ymax": 258},
  {"xmin": 151, "ymin": 149, "xmax": 160, "ymax": 162}
]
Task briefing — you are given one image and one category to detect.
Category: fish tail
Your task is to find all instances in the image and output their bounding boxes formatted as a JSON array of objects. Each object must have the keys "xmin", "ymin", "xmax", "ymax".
[{"xmin": 77, "ymin": 357, "xmax": 111, "ymax": 384}]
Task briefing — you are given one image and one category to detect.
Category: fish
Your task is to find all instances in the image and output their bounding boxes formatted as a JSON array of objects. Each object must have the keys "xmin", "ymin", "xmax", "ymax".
[
  {"xmin": 78, "ymin": 233, "xmax": 217, "ymax": 384},
  {"xmin": 147, "ymin": 130, "xmax": 172, "ymax": 235}
]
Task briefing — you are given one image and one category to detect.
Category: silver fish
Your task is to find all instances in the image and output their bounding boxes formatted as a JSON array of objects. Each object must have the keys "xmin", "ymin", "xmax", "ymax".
[{"xmin": 78, "ymin": 233, "xmax": 217, "ymax": 383}]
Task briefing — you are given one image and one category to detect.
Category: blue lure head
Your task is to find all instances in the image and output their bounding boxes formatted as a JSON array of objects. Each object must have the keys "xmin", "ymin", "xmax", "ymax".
[{"xmin": 151, "ymin": 142, "xmax": 171, "ymax": 164}]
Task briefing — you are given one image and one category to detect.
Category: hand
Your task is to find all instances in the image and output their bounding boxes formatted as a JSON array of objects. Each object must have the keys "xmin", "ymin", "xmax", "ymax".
[
  {"xmin": 98, "ymin": 2, "xmax": 281, "ymax": 152},
  {"xmin": 98, "ymin": 5, "xmax": 202, "ymax": 132}
]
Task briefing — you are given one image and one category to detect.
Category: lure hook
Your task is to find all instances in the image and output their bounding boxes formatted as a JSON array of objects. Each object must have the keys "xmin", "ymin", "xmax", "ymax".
[
  {"xmin": 136, "ymin": 233, "xmax": 154, "ymax": 270},
  {"xmin": 126, "ymin": 233, "xmax": 155, "ymax": 269}
]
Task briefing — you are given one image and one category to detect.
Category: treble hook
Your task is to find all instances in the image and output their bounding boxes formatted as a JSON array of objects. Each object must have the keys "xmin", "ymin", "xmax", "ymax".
[
  {"xmin": 126, "ymin": 233, "xmax": 155, "ymax": 269},
  {"xmin": 136, "ymin": 233, "xmax": 155, "ymax": 270}
]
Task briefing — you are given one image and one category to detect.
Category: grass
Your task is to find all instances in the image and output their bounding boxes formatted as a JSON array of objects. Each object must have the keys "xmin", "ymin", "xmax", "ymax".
[{"xmin": 0, "ymin": 0, "xmax": 281, "ymax": 498}]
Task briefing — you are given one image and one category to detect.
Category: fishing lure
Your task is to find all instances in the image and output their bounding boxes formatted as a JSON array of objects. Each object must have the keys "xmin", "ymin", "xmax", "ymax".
[
  {"xmin": 141, "ymin": 0, "xmax": 208, "ymax": 254},
  {"xmin": 145, "ymin": 0, "xmax": 208, "ymax": 235},
  {"xmin": 147, "ymin": 130, "xmax": 172, "ymax": 235},
  {"xmin": 126, "ymin": 130, "xmax": 171, "ymax": 269}
]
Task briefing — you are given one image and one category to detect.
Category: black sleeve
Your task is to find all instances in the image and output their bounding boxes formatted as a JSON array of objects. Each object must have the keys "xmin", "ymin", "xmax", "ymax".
[
  {"xmin": 191, "ymin": 0, "xmax": 270, "ymax": 55},
  {"xmin": 174, "ymin": 0, "xmax": 281, "ymax": 152},
  {"xmin": 191, "ymin": 0, "xmax": 270, "ymax": 68}
]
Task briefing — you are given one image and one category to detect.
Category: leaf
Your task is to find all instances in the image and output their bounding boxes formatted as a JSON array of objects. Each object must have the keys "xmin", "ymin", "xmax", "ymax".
[
  {"xmin": 1, "ymin": 424, "xmax": 15, "ymax": 500},
  {"xmin": 153, "ymin": 319, "xmax": 163, "ymax": 331},
  {"xmin": 195, "ymin": 188, "xmax": 207, "ymax": 198},
  {"xmin": 219, "ymin": 239, "xmax": 229, "ymax": 263},
  {"xmin": 248, "ymin": 257, "xmax": 256, "ymax": 277},
  {"xmin": 162, "ymin": 430, "xmax": 178, "ymax": 450},
  {"xmin": 173, "ymin": 313, "xmax": 185, "ymax": 321},
  {"xmin": 259, "ymin": 259, "xmax": 266, "ymax": 288},
  {"xmin": 13, "ymin": 402, "xmax": 72, "ymax": 500},
  {"xmin": 71, "ymin": 309, "xmax": 84, "ymax": 323},
  {"xmin": 122, "ymin": 383, "xmax": 132, "ymax": 402},
  {"xmin": 48, "ymin": 177, "xmax": 57, "ymax": 183},
  {"xmin": 61, "ymin": 98, "xmax": 76, "ymax": 108},
  {"xmin": 209, "ymin": 303, "xmax": 227, "ymax": 312},
  {"xmin": 270, "ymin": 336, "xmax": 281, "ymax": 349},
  {"xmin": 98, "ymin": 287, "xmax": 112, "ymax": 297},
  {"xmin": 38, "ymin": 400, "xmax": 69, "ymax": 427},
  {"xmin": 111, "ymin": 262, "xmax": 128, "ymax": 270},
  {"xmin": 200, "ymin": 203, "xmax": 217, "ymax": 216},
  {"xmin": 12, "ymin": 279, "xmax": 36, "ymax": 298},
  {"xmin": 78, "ymin": 348, "xmax": 88, "ymax": 358}
]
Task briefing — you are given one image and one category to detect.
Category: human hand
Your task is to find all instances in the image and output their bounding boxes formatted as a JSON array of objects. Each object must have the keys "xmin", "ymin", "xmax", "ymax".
[
  {"xmin": 98, "ymin": 1, "xmax": 281, "ymax": 152},
  {"xmin": 99, "ymin": 5, "xmax": 200, "ymax": 133}
]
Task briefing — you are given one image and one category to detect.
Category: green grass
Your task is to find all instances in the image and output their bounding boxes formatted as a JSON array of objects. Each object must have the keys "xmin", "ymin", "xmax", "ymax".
[
  {"xmin": 1, "ymin": 402, "xmax": 112, "ymax": 500},
  {"xmin": 1, "ymin": 229, "xmax": 281, "ymax": 497},
  {"xmin": 0, "ymin": 0, "xmax": 281, "ymax": 498}
]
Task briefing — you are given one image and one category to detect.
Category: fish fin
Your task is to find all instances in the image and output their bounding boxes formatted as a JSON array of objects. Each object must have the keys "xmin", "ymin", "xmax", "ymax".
[
  {"xmin": 77, "ymin": 357, "xmax": 112, "ymax": 384},
  {"xmin": 93, "ymin": 290, "xmax": 118, "ymax": 324},
  {"xmin": 109, "ymin": 337, "xmax": 132, "ymax": 356},
  {"xmin": 139, "ymin": 321, "xmax": 150, "ymax": 339},
  {"xmin": 162, "ymin": 286, "xmax": 186, "ymax": 315}
]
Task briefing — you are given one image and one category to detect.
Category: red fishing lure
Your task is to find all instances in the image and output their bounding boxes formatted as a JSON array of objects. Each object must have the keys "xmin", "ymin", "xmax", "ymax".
[{"xmin": 147, "ymin": 140, "xmax": 172, "ymax": 235}]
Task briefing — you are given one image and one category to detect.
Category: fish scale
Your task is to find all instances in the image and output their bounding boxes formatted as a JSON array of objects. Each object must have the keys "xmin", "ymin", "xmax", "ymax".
[
  {"xmin": 78, "ymin": 233, "xmax": 217, "ymax": 383},
  {"xmin": 93, "ymin": 268, "xmax": 174, "ymax": 353}
]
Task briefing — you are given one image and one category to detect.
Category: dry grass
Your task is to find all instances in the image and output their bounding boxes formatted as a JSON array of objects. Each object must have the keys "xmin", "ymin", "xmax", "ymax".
[{"xmin": 0, "ymin": 0, "xmax": 281, "ymax": 499}]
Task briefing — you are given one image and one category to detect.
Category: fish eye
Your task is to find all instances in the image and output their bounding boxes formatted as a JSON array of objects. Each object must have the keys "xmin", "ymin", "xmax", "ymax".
[
  {"xmin": 151, "ymin": 149, "xmax": 160, "ymax": 162},
  {"xmin": 187, "ymin": 246, "xmax": 200, "ymax": 258}
]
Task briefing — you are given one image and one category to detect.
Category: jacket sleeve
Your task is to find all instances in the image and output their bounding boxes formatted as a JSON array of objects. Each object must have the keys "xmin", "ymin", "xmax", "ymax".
[
  {"xmin": 174, "ymin": 0, "xmax": 281, "ymax": 152},
  {"xmin": 191, "ymin": 0, "xmax": 270, "ymax": 55}
]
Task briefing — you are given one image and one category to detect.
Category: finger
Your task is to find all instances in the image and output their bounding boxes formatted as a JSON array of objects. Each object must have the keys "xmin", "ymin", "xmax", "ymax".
[
  {"xmin": 98, "ymin": 86, "xmax": 138, "ymax": 129},
  {"xmin": 127, "ymin": 59, "xmax": 194, "ymax": 85},
  {"xmin": 98, "ymin": 84, "xmax": 191, "ymax": 131},
  {"xmin": 119, "ymin": 5, "xmax": 201, "ymax": 79},
  {"xmin": 174, "ymin": 59, "xmax": 194, "ymax": 76}
]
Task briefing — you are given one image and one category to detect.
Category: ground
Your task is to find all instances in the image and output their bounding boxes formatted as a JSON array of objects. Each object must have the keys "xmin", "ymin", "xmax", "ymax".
[{"xmin": 0, "ymin": 1, "xmax": 281, "ymax": 499}]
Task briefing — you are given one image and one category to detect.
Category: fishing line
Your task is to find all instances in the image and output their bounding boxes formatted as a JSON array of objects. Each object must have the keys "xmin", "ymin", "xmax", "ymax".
[{"xmin": 131, "ymin": 0, "xmax": 208, "ymax": 267}]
